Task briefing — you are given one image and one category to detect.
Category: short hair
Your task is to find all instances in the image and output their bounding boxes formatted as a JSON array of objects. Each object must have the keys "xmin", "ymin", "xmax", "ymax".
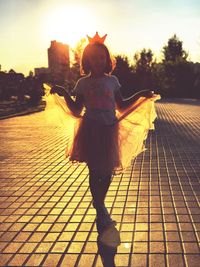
[{"xmin": 81, "ymin": 42, "xmax": 113, "ymax": 75}]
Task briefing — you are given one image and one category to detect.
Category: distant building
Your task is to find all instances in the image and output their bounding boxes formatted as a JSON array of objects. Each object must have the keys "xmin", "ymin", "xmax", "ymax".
[
  {"xmin": 34, "ymin": 67, "xmax": 50, "ymax": 76},
  {"xmin": 48, "ymin": 40, "xmax": 70, "ymax": 83}
]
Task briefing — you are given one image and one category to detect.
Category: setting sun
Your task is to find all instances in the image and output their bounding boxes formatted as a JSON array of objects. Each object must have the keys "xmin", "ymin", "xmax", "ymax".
[
  {"xmin": 0, "ymin": 0, "xmax": 199, "ymax": 75},
  {"xmin": 43, "ymin": 5, "xmax": 94, "ymax": 47}
]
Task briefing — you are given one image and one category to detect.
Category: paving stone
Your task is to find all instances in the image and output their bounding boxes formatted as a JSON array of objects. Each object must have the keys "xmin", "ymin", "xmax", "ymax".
[{"xmin": 0, "ymin": 98, "xmax": 200, "ymax": 266}]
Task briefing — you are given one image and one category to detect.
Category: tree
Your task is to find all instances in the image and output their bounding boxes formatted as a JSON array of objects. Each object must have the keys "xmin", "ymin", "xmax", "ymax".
[
  {"xmin": 159, "ymin": 35, "xmax": 195, "ymax": 97},
  {"xmin": 112, "ymin": 55, "xmax": 136, "ymax": 97},
  {"xmin": 69, "ymin": 38, "xmax": 86, "ymax": 93},
  {"xmin": 72, "ymin": 38, "xmax": 87, "ymax": 67},
  {"xmin": 163, "ymin": 34, "xmax": 188, "ymax": 62},
  {"xmin": 134, "ymin": 49, "xmax": 155, "ymax": 90},
  {"xmin": 134, "ymin": 48, "xmax": 153, "ymax": 72},
  {"xmin": 29, "ymin": 70, "xmax": 34, "ymax": 77}
]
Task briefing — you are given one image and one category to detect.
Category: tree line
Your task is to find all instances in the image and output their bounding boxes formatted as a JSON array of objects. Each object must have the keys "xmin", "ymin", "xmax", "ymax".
[
  {"xmin": 112, "ymin": 35, "xmax": 200, "ymax": 98},
  {"xmin": 0, "ymin": 70, "xmax": 44, "ymax": 105},
  {"xmin": 70, "ymin": 34, "xmax": 200, "ymax": 98},
  {"xmin": 0, "ymin": 34, "xmax": 200, "ymax": 106}
]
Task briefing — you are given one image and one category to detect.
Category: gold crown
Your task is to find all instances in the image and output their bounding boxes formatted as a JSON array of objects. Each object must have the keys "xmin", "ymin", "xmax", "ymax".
[{"xmin": 87, "ymin": 32, "xmax": 107, "ymax": 44}]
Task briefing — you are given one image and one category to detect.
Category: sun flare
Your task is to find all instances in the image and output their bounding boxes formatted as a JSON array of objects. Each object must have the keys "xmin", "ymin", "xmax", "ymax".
[{"xmin": 43, "ymin": 5, "xmax": 94, "ymax": 47}]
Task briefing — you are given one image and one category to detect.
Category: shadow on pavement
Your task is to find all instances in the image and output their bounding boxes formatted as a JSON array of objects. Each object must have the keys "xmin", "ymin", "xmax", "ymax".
[{"xmin": 96, "ymin": 224, "xmax": 121, "ymax": 267}]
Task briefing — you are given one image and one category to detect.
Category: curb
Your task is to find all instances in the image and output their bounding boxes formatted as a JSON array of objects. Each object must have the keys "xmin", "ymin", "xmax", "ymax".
[{"xmin": 0, "ymin": 106, "xmax": 45, "ymax": 120}]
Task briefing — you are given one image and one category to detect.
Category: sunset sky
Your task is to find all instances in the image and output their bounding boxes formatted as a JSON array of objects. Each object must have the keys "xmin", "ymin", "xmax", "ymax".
[{"xmin": 0, "ymin": 0, "xmax": 200, "ymax": 75}]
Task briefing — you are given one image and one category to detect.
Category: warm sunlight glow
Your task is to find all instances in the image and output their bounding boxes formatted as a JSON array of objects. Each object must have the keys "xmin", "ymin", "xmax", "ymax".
[{"xmin": 43, "ymin": 5, "xmax": 94, "ymax": 47}]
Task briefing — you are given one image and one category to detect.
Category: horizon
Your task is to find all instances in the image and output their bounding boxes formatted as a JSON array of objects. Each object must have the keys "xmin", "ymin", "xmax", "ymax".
[
  {"xmin": 0, "ymin": 0, "xmax": 200, "ymax": 75},
  {"xmin": 2, "ymin": 35, "xmax": 200, "ymax": 77}
]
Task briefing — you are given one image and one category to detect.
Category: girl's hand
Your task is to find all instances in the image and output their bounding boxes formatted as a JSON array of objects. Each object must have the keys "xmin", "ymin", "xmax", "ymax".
[
  {"xmin": 50, "ymin": 85, "xmax": 66, "ymax": 96},
  {"xmin": 141, "ymin": 90, "xmax": 154, "ymax": 98}
]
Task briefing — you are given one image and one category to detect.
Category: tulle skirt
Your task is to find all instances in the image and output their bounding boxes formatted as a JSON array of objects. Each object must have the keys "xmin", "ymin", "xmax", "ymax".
[
  {"xmin": 69, "ymin": 117, "xmax": 121, "ymax": 174},
  {"xmin": 44, "ymin": 89, "xmax": 160, "ymax": 174}
]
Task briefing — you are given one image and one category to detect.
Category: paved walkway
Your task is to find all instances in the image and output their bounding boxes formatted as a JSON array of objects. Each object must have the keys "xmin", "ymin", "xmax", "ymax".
[{"xmin": 0, "ymin": 98, "xmax": 200, "ymax": 267}]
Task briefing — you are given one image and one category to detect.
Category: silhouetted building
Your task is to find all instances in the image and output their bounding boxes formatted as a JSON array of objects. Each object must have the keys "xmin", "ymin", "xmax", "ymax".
[
  {"xmin": 48, "ymin": 40, "xmax": 70, "ymax": 83},
  {"xmin": 34, "ymin": 67, "xmax": 50, "ymax": 76}
]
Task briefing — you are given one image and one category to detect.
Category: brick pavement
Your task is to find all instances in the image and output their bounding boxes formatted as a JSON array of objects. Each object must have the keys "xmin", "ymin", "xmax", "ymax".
[{"xmin": 0, "ymin": 98, "xmax": 200, "ymax": 267}]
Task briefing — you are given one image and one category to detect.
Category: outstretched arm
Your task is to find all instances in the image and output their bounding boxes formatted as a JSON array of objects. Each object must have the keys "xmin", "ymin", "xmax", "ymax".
[
  {"xmin": 50, "ymin": 85, "xmax": 84, "ymax": 116},
  {"xmin": 115, "ymin": 89, "xmax": 153, "ymax": 112}
]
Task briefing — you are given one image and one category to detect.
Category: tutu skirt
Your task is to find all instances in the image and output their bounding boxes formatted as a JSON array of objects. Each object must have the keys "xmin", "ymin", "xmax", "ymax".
[
  {"xmin": 69, "ymin": 118, "xmax": 120, "ymax": 174},
  {"xmin": 44, "ymin": 87, "xmax": 160, "ymax": 174}
]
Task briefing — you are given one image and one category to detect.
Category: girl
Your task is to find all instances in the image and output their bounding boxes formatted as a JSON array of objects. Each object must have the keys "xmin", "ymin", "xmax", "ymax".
[{"xmin": 50, "ymin": 32, "xmax": 160, "ymax": 231}]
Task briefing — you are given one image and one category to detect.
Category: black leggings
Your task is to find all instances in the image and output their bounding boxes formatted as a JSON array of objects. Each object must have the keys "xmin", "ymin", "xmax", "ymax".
[{"xmin": 88, "ymin": 168, "xmax": 113, "ymax": 209}]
